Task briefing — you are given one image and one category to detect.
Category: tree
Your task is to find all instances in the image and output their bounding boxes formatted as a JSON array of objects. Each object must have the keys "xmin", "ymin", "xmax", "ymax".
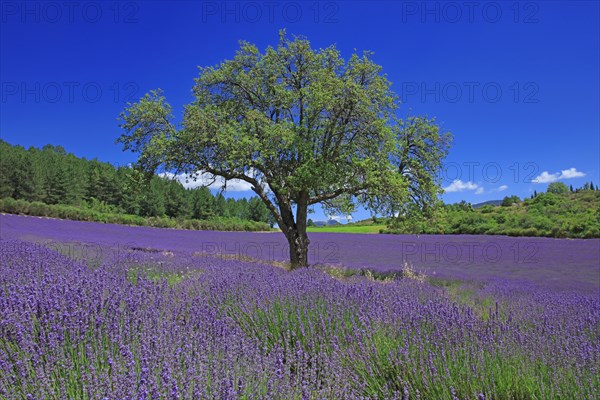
[
  {"xmin": 190, "ymin": 186, "xmax": 215, "ymax": 220},
  {"xmin": 139, "ymin": 179, "xmax": 165, "ymax": 217},
  {"xmin": 0, "ymin": 148, "xmax": 13, "ymax": 198},
  {"xmin": 118, "ymin": 32, "xmax": 451, "ymax": 268},
  {"xmin": 164, "ymin": 180, "xmax": 190, "ymax": 218},
  {"xmin": 214, "ymin": 193, "xmax": 227, "ymax": 217},
  {"xmin": 44, "ymin": 163, "xmax": 69, "ymax": 205},
  {"xmin": 116, "ymin": 167, "xmax": 142, "ymax": 214},
  {"xmin": 248, "ymin": 196, "xmax": 270, "ymax": 222},
  {"xmin": 85, "ymin": 161, "xmax": 104, "ymax": 201},
  {"xmin": 501, "ymin": 195, "xmax": 520, "ymax": 207},
  {"xmin": 547, "ymin": 182, "xmax": 569, "ymax": 194},
  {"xmin": 226, "ymin": 197, "xmax": 238, "ymax": 218},
  {"xmin": 236, "ymin": 198, "xmax": 250, "ymax": 220},
  {"xmin": 442, "ymin": 200, "xmax": 472, "ymax": 212},
  {"xmin": 96, "ymin": 165, "xmax": 120, "ymax": 205}
]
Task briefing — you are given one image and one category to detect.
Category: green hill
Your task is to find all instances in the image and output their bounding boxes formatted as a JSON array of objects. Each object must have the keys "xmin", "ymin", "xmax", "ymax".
[{"xmin": 386, "ymin": 186, "xmax": 600, "ymax": 238}]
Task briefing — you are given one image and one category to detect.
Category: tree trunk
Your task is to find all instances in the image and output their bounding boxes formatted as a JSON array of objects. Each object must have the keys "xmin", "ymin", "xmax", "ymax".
[
  {"xmin": 277, "ymin": 193, "xmax": 310, "ymax": 269},
  {"xmin": 287, "ymin": 228, "xmax": 310, "ymax": 269}
]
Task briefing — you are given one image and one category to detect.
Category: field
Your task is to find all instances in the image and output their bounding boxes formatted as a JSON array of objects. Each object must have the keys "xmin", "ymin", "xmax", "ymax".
[
  {"xmin": 1, "ymin": 214, "xmax": 599, "ymax": 399},
  {"xmin": 306, "ymin": 224, "xmax": 386, "ymax": 234}
]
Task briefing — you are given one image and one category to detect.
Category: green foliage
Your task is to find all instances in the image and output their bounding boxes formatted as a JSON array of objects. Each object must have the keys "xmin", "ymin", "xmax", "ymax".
[
  {"xmin": 138, "ymin": 178, "xmax": 166, "ymax": 217},
  {"xmin": 0, "ymin": 198, "xmax": 271, "ymax": 231},
  {"xmin": 191, "ymin": 186, "xmax": 215, "ymax": 220},
  {"xmin": 0, "ymin": 140, "xmax": 273, "ymax": 228},
  {"xmin": 501, "ymin": 195, "xmax": 520, "ymax": 207},
  {"xmin": 385, "ymin": 190, "xmax": 600, "ymax": 238},
  {"xmin": 307, "ymin": 224, "xmax": 385, "ymax": 234},
  {"xmin": 248, "ymin": 196, "xmax": 270, "ymax": 222},
  {"xmin": 547, "ymin": 182, "xmax": 569, "ymax": 194}
]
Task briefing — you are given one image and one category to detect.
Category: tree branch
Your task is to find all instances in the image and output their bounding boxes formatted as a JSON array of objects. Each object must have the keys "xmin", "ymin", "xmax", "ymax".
[
  {"xmin": 308, "ymin": 185, "xmax": 366, "ymax": 205},
  {"xmin": 202, "ymin": 166, "xmax": 284, "ymax": 229}
]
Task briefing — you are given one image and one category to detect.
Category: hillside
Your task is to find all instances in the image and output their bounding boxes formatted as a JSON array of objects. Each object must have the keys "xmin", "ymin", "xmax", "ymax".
[
  {"xmin": 386, "ymin": 187, "xmax": 600, "ymax": 238},
  {"xmin": 472, "ymin": 199, "xmax": 503, "ymax": 208}
]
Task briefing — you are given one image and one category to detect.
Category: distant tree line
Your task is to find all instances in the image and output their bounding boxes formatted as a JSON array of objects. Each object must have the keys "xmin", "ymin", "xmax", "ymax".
[
  {"xmin": 0, "ymin": 140, "xmax": 273, "ymax": 226},
  {"xmin": 387, "ymin": 181, "xmax": 600, "ymax": 238}
]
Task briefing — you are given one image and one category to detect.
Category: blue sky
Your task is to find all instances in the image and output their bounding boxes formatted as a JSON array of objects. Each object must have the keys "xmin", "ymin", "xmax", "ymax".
[{"xmin": 1, "ymin": 1, "xmax": 598, "ymax": 222}]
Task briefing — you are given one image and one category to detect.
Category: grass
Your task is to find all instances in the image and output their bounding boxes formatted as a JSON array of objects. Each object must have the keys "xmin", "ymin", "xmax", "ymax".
[
  {"xmin": 427, "ymin": 277, "xmax": 503, "ymax": 321},
  {"xmin": 353, "ymin": 325, "xmax": 562, "ymax": 399},
  {"xmin": 127, "ymin": 264, "xmax": 200, "ymax": 286},
  {"xmin": 306, "ymin": 224, "xmax": 386, "ymax": 234}
]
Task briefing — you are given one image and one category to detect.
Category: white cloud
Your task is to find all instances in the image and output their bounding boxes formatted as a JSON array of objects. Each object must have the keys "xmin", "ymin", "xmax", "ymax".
[
  {"xmin": 533, "ymin": 168, "xmax": 586, "ymax": 184},
  {"xmin": 159, "ymin": 171, "xmax": 253, "ymax": 192},
  {"xmin": 533, "ymin": 171, "xmax": 559, "ymax": 184},
  {"xmin": 443, "ymin": 179, "xmax": 480, "ymax": 193},
  {"xmin": 488, "ymin": 185, "xmax": 508, "ymax": 193},
  {"xmin": 327, "ymin": 215, "xmax": 353, "ymax": 222},
  {"xmin": 471, "ymin": 184, "xmax": 508, "ymax": 195},
  {"xmin": 559, "ymin": 167, "xmax": 586, "ymax": 179}
]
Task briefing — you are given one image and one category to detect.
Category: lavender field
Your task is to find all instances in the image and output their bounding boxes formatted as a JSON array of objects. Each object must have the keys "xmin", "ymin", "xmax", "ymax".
[
  {"xmin": 2, "ymin": 214, "xmax": 599, "ymax": 292},
  {"xmin": 1, "ymin": 214, "xmax": 599, "ymax": 399}
]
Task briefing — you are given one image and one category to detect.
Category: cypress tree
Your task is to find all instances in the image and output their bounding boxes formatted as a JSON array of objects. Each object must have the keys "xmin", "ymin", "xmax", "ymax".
[{"xmin": 191, "ymin": 186, "xmax": 215, "ymax": 220}]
